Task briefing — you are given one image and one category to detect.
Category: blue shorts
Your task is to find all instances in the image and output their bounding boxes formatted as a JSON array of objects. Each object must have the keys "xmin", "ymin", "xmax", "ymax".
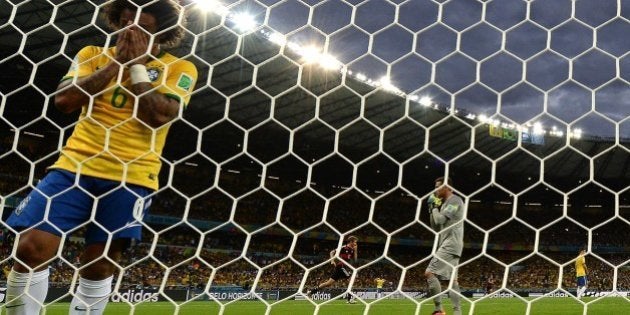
[
  {"xmin": 577, "ymin": 276, "xmax": 587, "ymax": 287},
  {"xmin": 6, "ymin": 169, "xmax": 152, "ymax": 245}
]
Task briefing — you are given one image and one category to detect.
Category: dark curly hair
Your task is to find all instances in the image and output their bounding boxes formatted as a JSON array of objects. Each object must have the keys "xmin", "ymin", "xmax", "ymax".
[{"xmin": 101, "ymin": 0, "xmax": 186, "ymax": 48}]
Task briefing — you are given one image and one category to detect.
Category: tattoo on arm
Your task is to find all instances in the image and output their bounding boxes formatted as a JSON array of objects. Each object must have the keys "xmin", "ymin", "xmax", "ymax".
[
  {"xmin": 55, "ymin": 62, "xmax": 121, "ymax": 113},
  {"xmin": 131, "ymin": 82, "xmax": 179, "ymax": 128}
]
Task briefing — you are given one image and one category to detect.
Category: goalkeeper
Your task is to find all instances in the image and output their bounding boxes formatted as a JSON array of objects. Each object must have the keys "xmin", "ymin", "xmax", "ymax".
[
  {"xmin": 5, "ymin": 1, "xmax": 197, "ymax": 314},
  {"xmin": 425, "ymin": 177, "xmax": 465, "ymax": 315}
]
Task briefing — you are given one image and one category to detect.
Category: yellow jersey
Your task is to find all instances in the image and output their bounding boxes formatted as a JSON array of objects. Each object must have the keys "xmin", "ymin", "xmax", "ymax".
[
  {"xmin": 51, "ymin": 46, "xmax": 197, "ymax": 190},
  {"xmin": 575, "ymin": 254, "xmax": 586, "ymax": 277},
  {"xmin": 376, "ymin": 278, "xmax": 385, "ymax": 288}
]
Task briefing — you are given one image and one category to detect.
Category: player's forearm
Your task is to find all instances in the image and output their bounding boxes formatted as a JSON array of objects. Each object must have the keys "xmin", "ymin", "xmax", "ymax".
[
  {"xmin": 431, "ymin": 209, "xmax": 447, "ymax": 225},
  {"xmin": 55, "ymin": 62, "xmax": 120, "ymax": 113},
  {"xmin": 132, "ymin": 83, "xmax": 179, "ymax": 128}
]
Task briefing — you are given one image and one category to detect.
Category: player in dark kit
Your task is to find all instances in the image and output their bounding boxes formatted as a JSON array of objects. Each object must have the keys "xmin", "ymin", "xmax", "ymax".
[{"xmin": 306, "ymin": 236, "xmax": 358, "ymax": 303}]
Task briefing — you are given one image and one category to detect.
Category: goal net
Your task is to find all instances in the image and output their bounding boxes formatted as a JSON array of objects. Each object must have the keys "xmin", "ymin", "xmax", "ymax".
[{"xmin": 0, "ymin": 0, "xmax": 629, "ymax": 314}]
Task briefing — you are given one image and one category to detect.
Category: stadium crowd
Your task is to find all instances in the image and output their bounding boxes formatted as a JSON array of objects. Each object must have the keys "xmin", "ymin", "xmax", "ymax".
[
  {"xmin": 1, "ymin": 225, "xmax": 628, "ymax": 293},
  {"xmin": 1, "ymin": 152, "xmax": 629, "ymax": 294}
]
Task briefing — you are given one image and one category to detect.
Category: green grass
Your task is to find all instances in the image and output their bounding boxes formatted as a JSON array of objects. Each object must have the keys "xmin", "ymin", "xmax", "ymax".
[{"xmin": 30, "ymin": 297, "xmax": 630, "ymax": 315}]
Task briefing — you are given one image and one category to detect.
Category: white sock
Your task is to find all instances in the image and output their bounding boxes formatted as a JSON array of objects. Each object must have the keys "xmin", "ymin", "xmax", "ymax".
[
  {"xmin": 69, "ymin": 276, "xmax": 113, "ymax": 315},
  {"xmin": 6, "ymin": 269, "xmax": 49, "ymax": 315}
]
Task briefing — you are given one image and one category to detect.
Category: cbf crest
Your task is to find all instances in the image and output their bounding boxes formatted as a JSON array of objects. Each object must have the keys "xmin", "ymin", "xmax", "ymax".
[{"xmin": 146, "ymin": 68, "xmax": 161, "ymax": 82}]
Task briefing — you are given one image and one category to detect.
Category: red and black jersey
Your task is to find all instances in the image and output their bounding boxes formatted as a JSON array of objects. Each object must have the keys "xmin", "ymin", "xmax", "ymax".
[{"xmin": 336, "ymin": 245, "xmax": 355, "ymax": 265}]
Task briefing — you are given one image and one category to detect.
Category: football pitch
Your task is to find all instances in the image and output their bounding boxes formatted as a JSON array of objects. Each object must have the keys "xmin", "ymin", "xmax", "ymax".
[{"xmin": 36, "ymin": 298, "xmax": 630, "ymax": 315}]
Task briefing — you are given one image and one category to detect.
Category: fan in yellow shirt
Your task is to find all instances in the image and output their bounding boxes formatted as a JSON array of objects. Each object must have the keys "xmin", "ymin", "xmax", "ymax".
[{"xmin": 5, "ymin": 1, "xmax": 197, "ymax": 314}]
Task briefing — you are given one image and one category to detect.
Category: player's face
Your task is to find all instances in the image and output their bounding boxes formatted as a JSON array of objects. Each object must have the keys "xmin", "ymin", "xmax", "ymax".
[
  {"xmin": 434, "ymin": 181, "xmax": 448, "ymax": 199},
  {"xmin": 349, "ymin": 240, "xmax": 357, "ymax": 249}
]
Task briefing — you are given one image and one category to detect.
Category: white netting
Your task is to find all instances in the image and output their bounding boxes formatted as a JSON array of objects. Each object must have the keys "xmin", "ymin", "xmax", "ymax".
[{"xmin": 0, "ymin": 0, "xmax": 629, "ymax": 314}]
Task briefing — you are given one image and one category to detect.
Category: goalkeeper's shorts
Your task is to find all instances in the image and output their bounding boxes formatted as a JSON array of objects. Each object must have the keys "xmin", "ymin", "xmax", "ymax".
[
  {"xmin": 426, "ymin": 251, "xmax": 460, "ymax": 281},
  {"xmin": 6, "ymin": 169, "xmax": 152, "ymax": 245}
]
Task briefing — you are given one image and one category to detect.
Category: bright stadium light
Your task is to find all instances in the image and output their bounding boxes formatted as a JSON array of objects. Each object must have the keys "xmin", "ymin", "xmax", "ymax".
[
  {"xmin": 299, "ymin": 45, "xmax": 321, "ymax": 63},
  {"xmin": 533, "ymin": 122, "xmax": 544, "ymax": 135},
  {"xmin": 267, "ymin": 32, "xmax": 287, "ymax": 46},
  {"xmin": 419, "ymin": 96, "xmax": 432, "ymax": 106},
  {"xmin": 318, "ymin": 53, "xmax": 342, "ymax": 70},
  {"xmin": 230, "ymin": 12, "xmax": 257, "ymax": 32},
  {"xmin": 378, "ymin": 76, "xmax": 391, "ymax": 87},
  {"xmin": 379, "ymin": 76, "xmax": 401, "ymax": 93}
]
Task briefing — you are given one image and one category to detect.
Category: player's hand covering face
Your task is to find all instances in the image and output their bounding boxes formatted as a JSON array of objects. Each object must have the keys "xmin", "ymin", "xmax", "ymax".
[
  {"xmin": 428, "ymin": 194, "xmax": 442, "ymax": 209},
  {"xmin": 115, "ymin": 9, "xmax": 158, "ymax": 65}
]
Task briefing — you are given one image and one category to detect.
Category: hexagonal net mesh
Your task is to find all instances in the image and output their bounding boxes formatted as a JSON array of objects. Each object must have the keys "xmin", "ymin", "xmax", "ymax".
[{"xmin": 0, "ymin": 0, "xmax": 629, "ymax": 314}]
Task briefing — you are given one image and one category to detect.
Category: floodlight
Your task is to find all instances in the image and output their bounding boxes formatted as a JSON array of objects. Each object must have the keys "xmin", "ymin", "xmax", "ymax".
[{"xmin": 230, "ymin": 12, "xmax": 257, "ymax": 32}]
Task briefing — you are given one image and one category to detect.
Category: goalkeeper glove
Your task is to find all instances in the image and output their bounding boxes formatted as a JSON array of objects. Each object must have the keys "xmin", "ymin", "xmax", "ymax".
[{"xmin": 428, "ymin": 194, "xmax": 442, "ymax": 209}]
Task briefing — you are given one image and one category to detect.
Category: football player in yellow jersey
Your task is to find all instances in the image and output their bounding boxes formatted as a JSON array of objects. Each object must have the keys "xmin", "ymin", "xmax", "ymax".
[
  {"xmin": 5, "ymin": 1, "xmax": 196, "ymax": 314},
  {"xmin": 575, "ymin": 248, "xmax": 588, "ymax": 299},
  {"xmin": 375, "ymin": 277, "xmax": 386, "ymax": 299}
]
